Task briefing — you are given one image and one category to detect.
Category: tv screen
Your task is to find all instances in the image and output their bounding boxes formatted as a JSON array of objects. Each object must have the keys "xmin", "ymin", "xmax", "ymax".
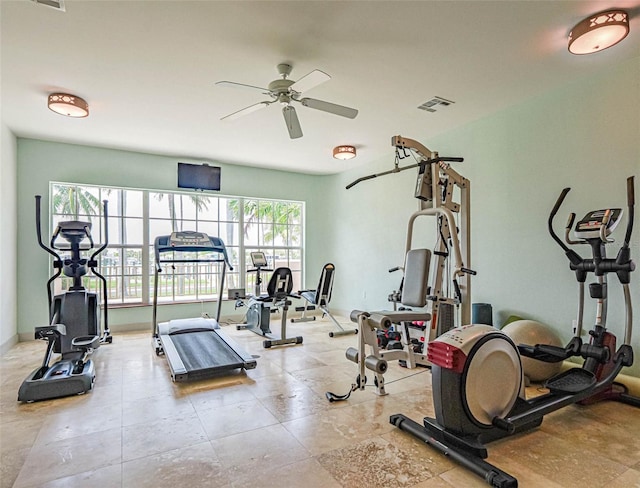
[{"xmin": 177, "ymin": 163, "xmax": 221, "ymax": 191}]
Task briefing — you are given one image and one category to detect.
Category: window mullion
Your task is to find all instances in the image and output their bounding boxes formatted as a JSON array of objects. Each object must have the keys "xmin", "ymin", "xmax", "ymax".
[
  {"xmin": 142, "ymin": 191, "xmax": 150, "ymax": 304},
  {"xmin": 238, "ymin": 197, "xmax": 246, "ymax": 291}
]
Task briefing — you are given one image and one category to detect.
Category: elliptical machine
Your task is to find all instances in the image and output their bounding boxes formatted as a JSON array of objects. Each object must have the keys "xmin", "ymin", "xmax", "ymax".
[
  {"xmin": 391, "ymin": 176, "xmax": 638, "ymax": 487},
  {"xmin": 18, "ymin": 195, "xmax": 110, "ymax": 402}
]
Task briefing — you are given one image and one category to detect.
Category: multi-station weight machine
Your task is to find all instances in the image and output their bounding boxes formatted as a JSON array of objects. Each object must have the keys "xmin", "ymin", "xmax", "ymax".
[{"xmin": 327, "ymin": 135, "xmax": 475, "ymax": 401}]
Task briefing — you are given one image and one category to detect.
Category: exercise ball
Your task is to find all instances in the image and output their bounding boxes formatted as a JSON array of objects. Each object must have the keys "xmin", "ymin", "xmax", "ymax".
[{"xmin": 502, "ymin": 320, "xmax": 563, "ymax": 382}]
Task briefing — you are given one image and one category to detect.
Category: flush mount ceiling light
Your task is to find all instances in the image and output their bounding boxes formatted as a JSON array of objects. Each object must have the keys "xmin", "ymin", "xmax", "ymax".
[
  {"xmin": 568, "ymin": 9, "xmax": 630, "ymax": 55},
  {"xmin": 48, "ymin": 93, "xmax": 89, "ymax": 117},
  {"xmin": 333, "ymin": 145, "xmax": 356, "ymax": 160}
]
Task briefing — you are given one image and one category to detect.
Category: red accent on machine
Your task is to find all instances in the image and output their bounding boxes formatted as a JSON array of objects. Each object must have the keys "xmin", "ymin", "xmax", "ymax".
[{"xmin": 428, "ymin": 341, "xmax": 467, "ymax": 373}]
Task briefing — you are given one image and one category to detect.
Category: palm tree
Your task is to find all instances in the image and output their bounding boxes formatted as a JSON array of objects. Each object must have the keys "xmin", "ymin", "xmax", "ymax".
[
  {"xmin": 152, "ymin": 192, "xmax": 210, "ymax": 232},
  {"xmin": 52, "ymin": 185, "xmax": 102, "ymax": 216},
  {"xmin": 228, "ymin": 199, "xmax": 301, "ymax": 244}
]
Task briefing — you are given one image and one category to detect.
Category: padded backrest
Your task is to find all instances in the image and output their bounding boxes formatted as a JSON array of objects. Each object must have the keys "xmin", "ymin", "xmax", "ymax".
[
  {"xmin": 267, "ymin": 267, "xmax": 293, "ymax": 299},
  {"xmin": 401, "ymin": 249, "xmax": 431, "ymax": 307},
  {"xmin": 314, "ymin": 263, "xmax": 335, "ymax": 306}
]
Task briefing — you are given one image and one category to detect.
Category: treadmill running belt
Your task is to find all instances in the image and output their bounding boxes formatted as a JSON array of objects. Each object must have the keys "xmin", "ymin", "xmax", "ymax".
[{"xmin": 170, "ymin": 331, "xmax": 243, "ymax": 372}]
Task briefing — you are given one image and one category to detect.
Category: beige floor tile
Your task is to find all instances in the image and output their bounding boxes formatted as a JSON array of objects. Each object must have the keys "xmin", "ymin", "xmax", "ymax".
[
  {"xmin": 0, "ymin": 416, "xmax": 44, "ymax": 452},
  {"xmin": 437, "ymin": 466, "xmax": 490, "ymax": 488},
  {"xmin": 259, "ymin": 346, "xmax": 326, "ymax": 372},
  {"xmin": 122, "ymin": 392, "xmax": 195, "ymax": 427},
  {"xmin": 243, "ymin": 371, "xmax": 312, "ymax": 400},
  {"xmin": 122, "ymin": 411, "xmax": 208, "ymax": 462},
  {"xmin": 121, "ymin": 376, "xmax": 175, "ymax": 402},
  {"xmin": 494, "ymin": 429, "xmax": 628, "ymax": 486},
  {"xmin": 38, "ymin": 464, "xmax": 122, "ymax": 488},
  {"xmin": 243, "ymin": 357, "xmax": 284, "ymax": 379},
  {"xmin": 381, "ymin": 428, "xmax": 456, "ymax": 476},
  {"xmin": 606, "ymin": 468, "xmax": 640, "ymax": 488},
  {"xmin": 197, "ymin": 399, "xmax": 280, "ymax": 439},
  {"xmin": 210, "ymin": 423, "xmax": 310, "ymax": 471},
  {"xmin": 0, "ymin": 446, "xmax": 30, "ymax": 488},
  {"xmin": 33, "ymin": 401, "xmax": 122, "ymax": 446},
  {"xmin": 122, "ymin": 442, "xmax": 232, "ymax": 487},
  {"xmin": 316, "ymin": 436, "xmax": 437, "ymax": 488},
  {"xmin": 288, "ymin": 363, "xmax": 361, "ymax": 394},
  {"xmin": 231, "ymin": 457, "xmax": 342, "ymax": 488},
  {"xmin": 187, "ymin": 382, "xmax": 257, "ymax": 411},
  {"xmin": 12, "ymin": 426, "xmax": 121, "ymax": 488},
  {"xmin": 284, "ymin": 398, "xmax": 396, "ymax": 456},
  {"xmin": 258, "ymin": 381, "xmax": 332, "ymax": 422},
  {"xmin": 541, "ymin": 401, "xmax": 640, "ymax": 467},
  {"xmin": 409, "ymin": 475, "xmax": 458, "ymax": 488}
]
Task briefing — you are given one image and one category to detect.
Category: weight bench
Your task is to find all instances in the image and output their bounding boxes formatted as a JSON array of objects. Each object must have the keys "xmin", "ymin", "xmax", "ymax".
[
  {"xmin": 328, "ymin": 249, "xmax": 434, "ymax": 401},
  {"xmin": 292, "ymin": 263, "xmax": 356, "ymax": 337}
]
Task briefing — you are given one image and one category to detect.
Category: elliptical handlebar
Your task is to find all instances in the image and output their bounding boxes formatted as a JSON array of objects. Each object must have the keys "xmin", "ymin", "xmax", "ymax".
[
  {"xmin": 548, "ymin": 188, "xmax": 572, "ymax": 254},
  {"xmin": 90, "ymin": 200, "xmax": 109, "ymax": 262},
  {"xmin": 35, "ymin": 195, "xmax": 61, "ymax": 262},
  {"xmin": 623, "ymin": 176, "xmax": 635, "ymax": 247}
]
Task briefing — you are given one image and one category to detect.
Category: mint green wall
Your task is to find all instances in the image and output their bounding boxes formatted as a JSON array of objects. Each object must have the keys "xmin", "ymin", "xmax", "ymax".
[
  {"xmin": 16, "ymin": 140, "xmax": 325, "ymax": 335},
  {"xmin": 0, "ymin": 124, "xmax": 18, "ymax": 353},
  {"xmin": 326, "ymin": 57, "xmax": 640, "ymax": 376}
]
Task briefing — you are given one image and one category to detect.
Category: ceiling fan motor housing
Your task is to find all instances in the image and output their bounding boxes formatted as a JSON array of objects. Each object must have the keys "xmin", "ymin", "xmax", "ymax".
[{"xmin": 268, "ymin": 79, "xmax": 296, "ymax": 95}]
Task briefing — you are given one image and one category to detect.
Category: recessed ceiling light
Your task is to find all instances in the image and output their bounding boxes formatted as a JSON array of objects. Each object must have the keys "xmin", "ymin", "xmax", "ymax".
[
  {"xmin": 48, "ymin": 93, "xmax": 89, "ymax": 118},
  {"xmin": 568, "ymin": 9, "xmax": 630, "ymax": 55}
]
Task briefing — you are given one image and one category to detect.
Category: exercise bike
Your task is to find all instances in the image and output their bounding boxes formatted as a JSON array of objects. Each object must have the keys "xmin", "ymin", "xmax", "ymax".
[
  {"xmin": 236, "ymin": 252, "xmax": 303, "ymax": 348},
  {"xmin": 18, "ymin": 195, "xmax": 110, "ymax": 402},
  {"xmin": 391, "ymin": 176, "xmax": 638, "ymax": 487}
]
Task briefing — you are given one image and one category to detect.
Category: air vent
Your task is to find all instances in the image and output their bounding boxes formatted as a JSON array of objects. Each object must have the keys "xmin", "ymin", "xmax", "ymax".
[
  {"xmin": 31, "ymin": 0, "xmax": 65, "ymax": 12},
  {"xmin": 418, "ymin": 96, "xmax": 455, "ymax": 113}
]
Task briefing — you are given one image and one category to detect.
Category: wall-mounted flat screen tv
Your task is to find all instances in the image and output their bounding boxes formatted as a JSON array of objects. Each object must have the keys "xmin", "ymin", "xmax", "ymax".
[{"xmin": 177, "ymin": 163, "xmax": 221, "ymax": 191}]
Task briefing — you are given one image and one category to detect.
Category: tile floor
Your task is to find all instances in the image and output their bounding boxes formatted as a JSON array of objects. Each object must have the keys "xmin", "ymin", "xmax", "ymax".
[{"xmin": 1, "ymin": 315, "xmax": 639, "ymax": 488}]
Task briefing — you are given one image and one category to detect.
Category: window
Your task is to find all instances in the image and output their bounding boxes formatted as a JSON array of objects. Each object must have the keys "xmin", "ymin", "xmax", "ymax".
[
  {"xmin": 50, "ymin": 183, "xmax": 304, "ymax": 305},
  {"xmin": 241, "ymin": 199, "xmax": 303, "ymax": 294}
]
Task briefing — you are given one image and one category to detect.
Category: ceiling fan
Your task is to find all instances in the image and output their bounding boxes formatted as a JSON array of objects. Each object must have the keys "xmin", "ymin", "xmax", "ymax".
[{"xmin": 216, "ymin": 63, "xmax": 358, "ymax": 139}]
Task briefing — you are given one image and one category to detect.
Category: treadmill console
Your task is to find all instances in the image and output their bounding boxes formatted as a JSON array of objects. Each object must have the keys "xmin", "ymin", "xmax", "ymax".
[
  {"xmin": 574, "ymin": 208, "xmax": 622, "ymax": 240},
  {"xmin": 170, "ymin": 231, "xmax": 211, "ymax": 248}
]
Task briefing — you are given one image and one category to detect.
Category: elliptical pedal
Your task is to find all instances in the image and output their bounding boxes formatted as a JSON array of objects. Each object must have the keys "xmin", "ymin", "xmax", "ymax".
[{"xmin": 544, "ymin": 368, "xmax": 596, "ymax": 395}]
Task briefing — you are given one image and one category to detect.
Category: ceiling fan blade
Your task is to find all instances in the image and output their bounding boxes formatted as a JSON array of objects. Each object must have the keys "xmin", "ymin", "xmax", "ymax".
[
  {"xmin": 300, "ymin": 97, "xmax": 358, "ymax": 119},
  {"xmin": 289, "ymin": 70, "xmax": 330, "ymax": 94},
  {"xmin": 215, "ymin": 81, "xmax": 270, "ymax": 94},
  {"xmin": 282, "ymin": 105, "xmax": 303, "ymax": 139},
  {"xmin": 221, "ymin": 101, "xmax": 271, "ymax": 121}
]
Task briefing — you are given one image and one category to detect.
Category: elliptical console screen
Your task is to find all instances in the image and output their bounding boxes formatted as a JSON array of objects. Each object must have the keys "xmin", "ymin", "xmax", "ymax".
[{"xmin": 574, "ymin": 208, "xmax": 622, "ymax": 239}]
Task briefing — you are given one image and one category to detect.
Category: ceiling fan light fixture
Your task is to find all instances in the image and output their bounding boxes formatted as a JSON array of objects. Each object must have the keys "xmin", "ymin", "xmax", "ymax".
[
  {"xmin": 333, "ymin": 145, "xmax": 356, "ymax": 160},
  {"xmin": 568, "ymin": 9, "xmax": 629, "ymax": 55},
  {"xmin": 48, "ymin": 93, "xmax": 89, "ymax": 117}
]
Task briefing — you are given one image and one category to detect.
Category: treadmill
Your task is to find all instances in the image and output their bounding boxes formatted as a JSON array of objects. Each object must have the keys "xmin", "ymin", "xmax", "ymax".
[{"xmin": 152, "ymin": 231, "xmax": 257, "ymax": 381}]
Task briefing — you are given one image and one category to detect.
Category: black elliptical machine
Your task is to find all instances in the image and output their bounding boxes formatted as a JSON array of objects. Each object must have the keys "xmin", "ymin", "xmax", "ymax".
[
  {"xmin": 18, "ymin": 195, "xmax": 111, "ymax": 402},
  {"xmin": 391, "ymin": 176, "xmax": 638, "ymax": 487}
]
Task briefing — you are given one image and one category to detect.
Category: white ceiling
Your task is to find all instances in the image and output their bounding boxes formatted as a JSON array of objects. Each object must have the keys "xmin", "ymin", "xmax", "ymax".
[{"xmin": 2, "ymin": 1, "xmax": 639, "ymax": 175}]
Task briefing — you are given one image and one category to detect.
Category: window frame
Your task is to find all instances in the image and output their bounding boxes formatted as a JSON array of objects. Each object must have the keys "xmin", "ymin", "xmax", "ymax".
[{"xmin": 49, "ymin": 182, "xmax": 305, "ymax": 307}]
